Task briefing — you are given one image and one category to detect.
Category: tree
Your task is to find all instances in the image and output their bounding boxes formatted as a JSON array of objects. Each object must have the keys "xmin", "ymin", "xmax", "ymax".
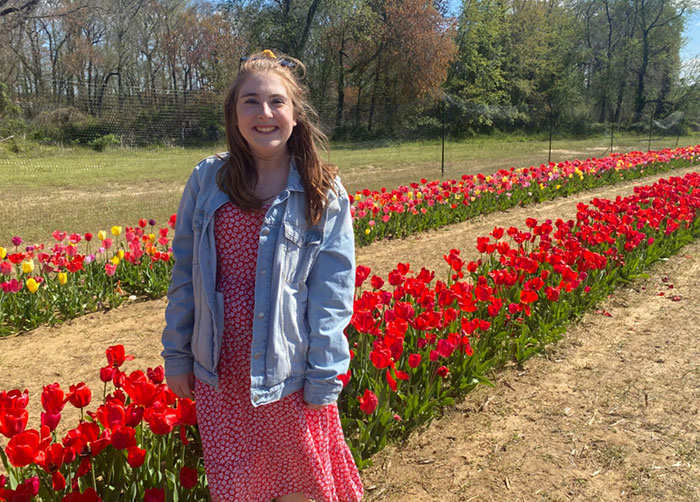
[
  {"xmin": 632, "ymin": 0, "xmax": 685, "ymax": 122},
  {"xmin": 446, "ymin": 0, "xmax": 510, "ymax": 131}
]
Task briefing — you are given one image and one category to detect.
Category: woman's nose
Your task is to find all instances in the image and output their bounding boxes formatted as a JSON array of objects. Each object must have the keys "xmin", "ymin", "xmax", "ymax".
[{"xmin": 258, "ymin": 102, "xmax": 273, "ymax": 118}]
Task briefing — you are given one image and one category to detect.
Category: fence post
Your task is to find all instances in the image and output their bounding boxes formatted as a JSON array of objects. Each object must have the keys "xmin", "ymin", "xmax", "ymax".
[
  {"xmin": 548, "ymin": 113, "xmax": 553, "ymax": 164},
  {"xmin": 441, "ymin": 98, "xmax": 446, "ymax": 178},
  {"xmin": 648, "ymin": 112, "xmax": 654, "ymax": 151}
]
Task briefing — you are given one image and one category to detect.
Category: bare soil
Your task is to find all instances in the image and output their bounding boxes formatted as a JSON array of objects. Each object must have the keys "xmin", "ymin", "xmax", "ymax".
[{"xmin": 1, "ymin": 166, "xmax": 699, "ymax": 500}]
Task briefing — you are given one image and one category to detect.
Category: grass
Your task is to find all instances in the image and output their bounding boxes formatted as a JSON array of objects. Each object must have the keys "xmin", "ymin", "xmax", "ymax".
[{"xmin": 1, "ymin": 133, "xmax": 698, "ymax": 246}]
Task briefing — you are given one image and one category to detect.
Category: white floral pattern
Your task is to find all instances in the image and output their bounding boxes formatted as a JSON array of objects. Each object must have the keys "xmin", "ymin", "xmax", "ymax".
[{"xmin": 195, "ymin": 202, "xmax": 364, "ymax": 502}]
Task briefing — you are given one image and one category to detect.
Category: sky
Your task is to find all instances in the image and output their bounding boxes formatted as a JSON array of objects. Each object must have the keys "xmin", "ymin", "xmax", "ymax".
[
  {"xmin": 445, "ymin": 0, "xmax": 700, "ymax": 63},
  {"xmin": 683, "ymin": 12, "xmax": 700, "ymax": 61}
]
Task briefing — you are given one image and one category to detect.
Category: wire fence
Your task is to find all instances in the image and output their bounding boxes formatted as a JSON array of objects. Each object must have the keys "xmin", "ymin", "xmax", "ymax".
[{"xmin": 1, "ymin": 88, "xmax": 698, "ymax": 246}]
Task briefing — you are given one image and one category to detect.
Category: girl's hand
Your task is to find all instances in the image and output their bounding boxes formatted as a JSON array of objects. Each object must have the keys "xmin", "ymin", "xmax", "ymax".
[
  {"xmin": 304, "ymin": 402, "xmax": 327, "ymax": 410},
  {"xmin": 167, "ymin": 371, "xmax": 195, "ymax": 399}
]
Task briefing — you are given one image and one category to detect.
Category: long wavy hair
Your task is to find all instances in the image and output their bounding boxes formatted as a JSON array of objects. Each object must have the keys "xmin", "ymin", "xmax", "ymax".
[{"xmin": 217, "ymin": 51, "xmax": 338, "ymax": 226}]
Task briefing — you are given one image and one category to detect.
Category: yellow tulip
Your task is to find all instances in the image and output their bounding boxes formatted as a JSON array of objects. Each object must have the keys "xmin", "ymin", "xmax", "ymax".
[
  {"xmin": 111, "ymin": 256, "xmax": 120, "ymax": 265},
  {"xmin": 22, "ymin": 260, "xmax": 34, "ymax": 274},
  {"xmin": 26, "ymin": 278, "xmax": 39, "ymax": 294},
  {"xmin": 58, "ymin": 272, "xmax": 67, "ymax": 285},
  {"xmin": 148, "ymin": 233, "xmax": 156, "ymax": 243},
  {"xmin": 0, "ymin": 246, "xmax": 6, "ymax": 259},
  {"xmin": 97, "ymin": 230, "xmax": 107, "ymax": 241},
  {"xmin": 364, "ymin": 228, "xmax": 371, "ymax": 235},
  {"xmin": 117, "ymin": 249, "xmax": 125, "ymax": 260},
  {"xmin": 111, "ymin": 226, "xmax": 122, "ymax": 236}
]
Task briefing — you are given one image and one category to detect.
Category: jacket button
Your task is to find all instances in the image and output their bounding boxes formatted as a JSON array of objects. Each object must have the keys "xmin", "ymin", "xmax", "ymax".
[
  {"xmin": 257, "ymin": 312, "xmax": 264, "ymax": 319},
  {"xmin": 254, "ymin": 352, "xmax": 261, "ymax": 359},
  {"xmin": 261, "ymin": 227, "xmax": 270, "ymax": 236}
]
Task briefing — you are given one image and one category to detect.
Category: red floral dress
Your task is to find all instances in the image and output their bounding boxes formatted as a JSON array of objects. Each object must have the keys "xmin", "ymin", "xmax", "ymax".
[{"xmin": 194, "ymin": 202, "xmax": 364, "ymax": 502}]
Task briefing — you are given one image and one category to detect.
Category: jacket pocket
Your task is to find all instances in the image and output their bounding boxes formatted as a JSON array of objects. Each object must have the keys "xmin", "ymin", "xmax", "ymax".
[{"xmin": 282, "ymin": 220, "xmax": 321, "ymax": 284}]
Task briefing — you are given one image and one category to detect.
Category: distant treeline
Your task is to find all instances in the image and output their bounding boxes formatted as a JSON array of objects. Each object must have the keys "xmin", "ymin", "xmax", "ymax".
[{"xmin": 0, "ymin": 0, "xmax": 698, "ymax": 146}]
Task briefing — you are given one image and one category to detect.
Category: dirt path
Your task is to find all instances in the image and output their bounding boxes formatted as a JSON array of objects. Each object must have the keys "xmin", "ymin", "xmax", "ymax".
[{"xmin": 1, "ymin": 166, "xmax": 699, "ymax": 500}]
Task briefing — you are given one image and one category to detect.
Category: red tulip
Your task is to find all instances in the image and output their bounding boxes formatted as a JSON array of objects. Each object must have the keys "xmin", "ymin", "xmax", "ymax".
[
  {"xmin": 94, "ymin": 401, "xmax": 125, "ymax": 431},
  {"xmin": 176, "ymin": 398, "xmax": 197, "ymax": 426},
  {"xmin": 5, "ymin": 429, "xmax": 41, "ymax": 467},
  {"xmin": 143, "ymin": 402, "xmax": 178, "ymax": 435},
  {"xmin": 146, "ymin": 366, "xmax": 165, "ymax": 384},
  {"xmin": 0, "ymin": 407, "xmax": 28, "ymax": 438},
  {"xmin": 105, "ymin": 345, "xmax": 134, "ymax": 368},
  {"xmin": 408, "ymin": 353, "xmax": 421, "ymax": 368},
  {"xmin": 61, "ymin": 487, "xmax": 102, "ymax": 502},
  {"xmin": 99, "ymin": 366, "xmax": 115, "ymax": 383},
  {"xmin": 144, "ymin": 487, "xmax": 165, "ymax": 502},
  {"xmin": 126, "ymin": 446, "xmax": 146, "ymax": 468},
  {"xmin": 111, "ymin": 426, "xmax": 136, "ymax": 450},
  {"xmin": 52, "ymin": 471, "xmax": 66, "ymax": 491},
  {"xmin": 338, "ymin": 369, "xmax": 352, "ymax": 387},
  {"xmin": 179, "ymin": 466, "xmax": 198, "ymax": 489},
  {"xmin": 41, "ymin": 383, "xmax": 65, "ymax": 413},
  {"xmin": 0, "ymin": 389, "xmax": 29, "ymax": 409},
  {"xmin": 67, "ymin": 383, "xmax": 92, "ymax": 409},
  {"xmin": 123, "ymin": 370, "xmax": 158, "ymax": 407},
  {"xmin": 437, "ymin": 366, "xmax": 450, "ymax": 379},
  {"xmin": 35, "ymin": 442, "xmax": 65, "ymax": 474},
  {"xmin": 355, "ymin": 265, "xmax": 371, "ymax": 287},
  {"xmin": 357, "ymin": 389, "xmax": 378, "ymax": 415},
  {"xmin": 0, "ymin": 476, "xmax": 39, "ymax": 502},
  {"xmin": 125, "ymin": 403, "xmax": 144, "ymax": 427}
]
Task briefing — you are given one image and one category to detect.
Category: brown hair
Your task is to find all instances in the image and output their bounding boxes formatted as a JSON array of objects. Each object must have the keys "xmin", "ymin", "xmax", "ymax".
[{"xmin": 217, "ymin": 50, "xmax": 338, "ymax": 226}]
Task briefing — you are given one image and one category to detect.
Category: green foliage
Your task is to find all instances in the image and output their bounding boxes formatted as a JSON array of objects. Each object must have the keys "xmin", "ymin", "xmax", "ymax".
[
  {"xmin": 0, "ymin": 82, "xmax": 26, "ymax": 138},
  {"xmin": 89, "ymin": 134, "xmax": 121, "ymax": 151}
]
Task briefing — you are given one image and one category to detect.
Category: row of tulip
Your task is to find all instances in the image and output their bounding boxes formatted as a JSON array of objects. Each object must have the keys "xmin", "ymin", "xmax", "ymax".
[
  {"xmin": 339, "ymin": 170, "xmax": 700, "ymax": 465},
  {"xmin": 0, "ymin": 219, "xmax": 175, "ymax": 334},
  {"xmin": 1, "ymin": 146, "xmax": 699, "ymax": 335},
  {"xmin": 351, "ymin": 146, "xmax": 700, "ymax": 246},
  {"xmin": 2, "ymin": 172, "xmax": 699, "ymax": 500},
  {"xmin": 1, "ymin": 346, "xmax": 205, "ymax": 501}
]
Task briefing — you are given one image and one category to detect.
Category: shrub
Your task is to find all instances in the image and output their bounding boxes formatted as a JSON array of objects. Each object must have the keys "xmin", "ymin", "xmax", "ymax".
[{"xmin": 88, "ymin": 133, "xmax": 120, "ymax": 151}]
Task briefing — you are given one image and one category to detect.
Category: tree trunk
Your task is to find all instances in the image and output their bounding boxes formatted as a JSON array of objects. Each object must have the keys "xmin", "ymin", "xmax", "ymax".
[
  {"xmin": 633, "ymin": 30, "xmax": 650, "ymax": 122},
  {"xmin": 335, "ymin": 38, "xmax": 345, "ymax": 134},
  {"xmin": 368, "ymin": 58, "xmax": 382, "ymax": 132}
]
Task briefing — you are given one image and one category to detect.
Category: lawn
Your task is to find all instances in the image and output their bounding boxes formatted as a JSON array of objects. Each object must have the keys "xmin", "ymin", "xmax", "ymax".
[{"xmin": 1, "ymin": 133, "xmax": 697, "ymax": 245}]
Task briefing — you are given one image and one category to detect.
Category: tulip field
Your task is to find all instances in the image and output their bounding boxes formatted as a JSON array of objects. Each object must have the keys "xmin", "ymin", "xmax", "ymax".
[
  {"xmin": 2, "ymin": 146, "xmax": 700, "ymax": 501},
  {"xmin": 1, "ymin": 146, "xmax": 699, "ymax": 335}
]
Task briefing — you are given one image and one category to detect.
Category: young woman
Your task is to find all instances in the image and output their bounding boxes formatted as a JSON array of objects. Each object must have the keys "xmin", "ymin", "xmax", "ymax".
[{"xmin": 161, "ymin": 50, "xmax": 363, "ymax": 502}]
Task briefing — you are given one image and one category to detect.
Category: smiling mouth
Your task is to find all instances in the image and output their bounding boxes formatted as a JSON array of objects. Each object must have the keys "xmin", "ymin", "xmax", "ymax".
[{"xmin": 254, "ymin": 126, "xmax": 277, "ymax": 133}]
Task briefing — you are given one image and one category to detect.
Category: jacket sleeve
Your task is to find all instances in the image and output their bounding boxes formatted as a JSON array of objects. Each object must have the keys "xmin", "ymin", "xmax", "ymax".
[
  {"xmin": 161, "ymin": 171, "xmax": 198, "ymax": 376},
  {"xmin": 303, "ymin": 183, "xmax": 355, "ymax": 405}
]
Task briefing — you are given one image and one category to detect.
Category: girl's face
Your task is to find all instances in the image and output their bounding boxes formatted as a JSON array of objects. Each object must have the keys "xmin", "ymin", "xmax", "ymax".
[{"xmin": 236, "ymin": 71, "xmax": 297, "ymax": 163}]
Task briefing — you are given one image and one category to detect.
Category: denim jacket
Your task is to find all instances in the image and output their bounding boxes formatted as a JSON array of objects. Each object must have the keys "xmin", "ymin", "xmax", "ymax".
[{"xmin": 161, "ymin": 154, "xmax": 355, "ymax": 407}]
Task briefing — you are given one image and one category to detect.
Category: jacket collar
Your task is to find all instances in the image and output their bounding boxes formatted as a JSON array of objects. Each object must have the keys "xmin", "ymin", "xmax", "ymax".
[{"xmin": 287, "ymin": 158, "xmax": 304, "ymax": 192}]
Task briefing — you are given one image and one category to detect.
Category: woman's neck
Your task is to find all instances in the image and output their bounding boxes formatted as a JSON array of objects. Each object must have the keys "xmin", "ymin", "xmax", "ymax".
[
  {"xmin": 253, "ymin": 152, "xmax": 291, "ymax": 202},
  {"xmin": 253, "ymin": 150, "xmax": 290, "ymax": 176}
]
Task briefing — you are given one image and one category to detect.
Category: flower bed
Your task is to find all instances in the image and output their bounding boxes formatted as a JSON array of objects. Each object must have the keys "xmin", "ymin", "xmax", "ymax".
[
  {"xmin": 1, "ymin": 346, "xmax": 203, "ymax": 501},
  {"xmin": 340, "ymin": 171, "xmax": 700, "ymax": 465},
  {"xmin": 352, "ymin": 146, "xmax": 700, "ymax": 246},
  {"xmin": 3, "ymin": 172, "xmax": 700, "ymax": 499}
]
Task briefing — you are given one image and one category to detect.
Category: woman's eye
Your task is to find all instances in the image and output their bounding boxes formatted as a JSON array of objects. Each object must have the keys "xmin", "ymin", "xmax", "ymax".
[{"xmin": 244, "ymin": 99, "xmax": 258, "ymax": 105}]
